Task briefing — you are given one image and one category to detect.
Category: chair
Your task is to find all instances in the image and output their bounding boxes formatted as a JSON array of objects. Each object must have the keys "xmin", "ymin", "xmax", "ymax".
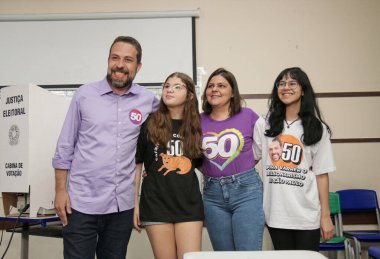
[
  {"xmin": 319, "ymin": 192, "xmax": 354, "ymax": 259},
  {"xmin": 337, "ymin": 189, "xmax": 380, "ymax": 259},
  {"xmin": 369, "ymin": 246, "xmax": 380, "ymax": 258}
]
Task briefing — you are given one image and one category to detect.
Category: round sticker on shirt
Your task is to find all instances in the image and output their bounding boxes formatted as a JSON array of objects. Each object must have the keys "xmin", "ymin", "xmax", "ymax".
[
  {"xmin": 269, "ymin": 134, "xmax": 304, "ymax": 168},
  {"xmin": 129, "ymin": 109, "xmax": 143, "ymax": 125}
]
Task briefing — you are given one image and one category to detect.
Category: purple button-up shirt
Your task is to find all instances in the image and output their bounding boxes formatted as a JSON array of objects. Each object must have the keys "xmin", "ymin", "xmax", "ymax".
[{"xmin": 52, "ymin": 78, "xmax": 159, "ymax": 214}]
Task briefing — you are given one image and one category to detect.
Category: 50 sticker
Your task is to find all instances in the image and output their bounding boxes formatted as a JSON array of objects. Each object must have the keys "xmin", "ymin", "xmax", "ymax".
[{"xmin": 129, "ymin": 109, "xmax": 142, "ymax": 125}]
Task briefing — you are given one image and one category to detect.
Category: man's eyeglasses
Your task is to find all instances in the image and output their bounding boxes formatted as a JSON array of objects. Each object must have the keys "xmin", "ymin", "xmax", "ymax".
[
  {"xmin": 162, "ymin": 83, "xmax": 186, "ymax": 92},
  {"xmin": 276, "ymin": 81, "xmax": 299, "ymax": 89}
]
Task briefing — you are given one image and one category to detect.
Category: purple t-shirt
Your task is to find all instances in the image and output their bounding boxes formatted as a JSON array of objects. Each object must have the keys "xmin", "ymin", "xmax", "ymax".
[
  {"xmin": 201, "ymin": 107, "xmax": 259, "ymax": 177},
  {"xmin": 52, "ymin": 78, "xmax": 159, "ymax": 214}
]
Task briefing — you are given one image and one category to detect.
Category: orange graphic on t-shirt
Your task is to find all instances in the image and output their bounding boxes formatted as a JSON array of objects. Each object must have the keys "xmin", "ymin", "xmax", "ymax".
[
  {"xmin": 158, "ymin": 153, "xmax": 192, "ymax": 176},
  {"xmin": 271, "ymin": 134, "xmax": 304, "ymax": 168}
]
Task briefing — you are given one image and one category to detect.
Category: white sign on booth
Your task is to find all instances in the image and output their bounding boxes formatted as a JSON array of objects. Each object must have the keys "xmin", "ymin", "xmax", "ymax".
[{"xmin": 1, "ymin": 84, "xmax": 29, "ymax": 193}]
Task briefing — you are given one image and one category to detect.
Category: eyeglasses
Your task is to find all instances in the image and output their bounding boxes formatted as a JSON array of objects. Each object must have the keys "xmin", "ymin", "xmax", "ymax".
[
  {"xmin": 276, "ymin": 81, "xmax": 299, "ymax": 89},
  {"xmin": 162, "ymin": 83, "xmax": 186, "ymax": 92}
]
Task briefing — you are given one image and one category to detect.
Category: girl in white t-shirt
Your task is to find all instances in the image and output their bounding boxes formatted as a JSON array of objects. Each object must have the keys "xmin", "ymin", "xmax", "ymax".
[{"xmin": 254, "ymin": 67, "xmax": 335, "ymax": 251}]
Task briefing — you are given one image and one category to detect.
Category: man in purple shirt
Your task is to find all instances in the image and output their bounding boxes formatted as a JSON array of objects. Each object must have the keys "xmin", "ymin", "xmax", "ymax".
[{"xmin": 52, "ymin": 36, "xmax": 159, "ymax": 259}]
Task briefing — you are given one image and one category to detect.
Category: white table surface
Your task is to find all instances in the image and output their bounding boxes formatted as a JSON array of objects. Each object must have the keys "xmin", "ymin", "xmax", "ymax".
[{"xmin": 184, "ymin": 250, "xmax": 327, "ymax": 259}]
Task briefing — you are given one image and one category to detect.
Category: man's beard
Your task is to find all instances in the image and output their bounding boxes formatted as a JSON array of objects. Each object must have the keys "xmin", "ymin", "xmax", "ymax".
[{"xmin": 107, "ymin": 68, "xmax": 133, "ymax": 89}]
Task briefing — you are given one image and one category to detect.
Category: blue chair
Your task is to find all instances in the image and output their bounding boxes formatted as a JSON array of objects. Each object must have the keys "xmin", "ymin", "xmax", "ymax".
[
  {"xmin": 319, "ymin": 192, "xmax": 354, "ymax": 259},
  {"xmin": 337, "ymin": 189, "xmax": 380, "ymax": 259},
  {"xmin": 369, "ymin": 246, "xmax": 380, "ymax": 258}
]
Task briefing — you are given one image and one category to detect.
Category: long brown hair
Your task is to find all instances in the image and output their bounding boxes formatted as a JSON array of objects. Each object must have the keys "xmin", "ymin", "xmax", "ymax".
[{"xmin": 147, "ymin": 72, "xmax": 202, "ymax": 159}]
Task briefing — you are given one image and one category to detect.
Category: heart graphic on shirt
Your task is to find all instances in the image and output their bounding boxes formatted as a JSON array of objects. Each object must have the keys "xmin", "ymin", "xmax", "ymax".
[{"xmin": 203, "ymin": 128, "xmax": 244, "ymax": 170}]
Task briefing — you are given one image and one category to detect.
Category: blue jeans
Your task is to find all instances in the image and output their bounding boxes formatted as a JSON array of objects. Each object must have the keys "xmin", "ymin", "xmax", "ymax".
[
  {"xmin": 203, "ymin": 169, "xmax": 264, "ymax": 251},
  {"xmin": 62, "ymin": 208, "xmax": 134, "ymax": 259}
]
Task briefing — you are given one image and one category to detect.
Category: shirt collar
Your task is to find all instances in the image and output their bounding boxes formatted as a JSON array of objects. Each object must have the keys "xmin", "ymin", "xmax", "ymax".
[{"xmin": 98, "ymin": 77, "xmax": 141, "ymax": 96}]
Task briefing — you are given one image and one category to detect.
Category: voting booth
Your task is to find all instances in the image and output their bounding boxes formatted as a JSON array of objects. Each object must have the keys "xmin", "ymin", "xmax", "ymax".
[{"xmin": 0, "ymin": 84, "xmax": 70, "ymax": 217}]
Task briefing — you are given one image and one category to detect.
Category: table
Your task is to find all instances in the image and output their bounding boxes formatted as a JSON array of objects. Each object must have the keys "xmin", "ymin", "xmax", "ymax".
[
  {"xmin": 184, "ymin": 250, "xmax": 327, "ymax": 259},
  {"xmin": 0, "ymin": 215, "xmax": 61, "ymax": 259}
]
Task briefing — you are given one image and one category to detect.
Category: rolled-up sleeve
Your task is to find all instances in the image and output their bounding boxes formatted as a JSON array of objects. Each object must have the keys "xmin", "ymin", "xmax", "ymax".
[{"xmin": 52, "ymin": 93, "xmax": 81, "ymax": 169}]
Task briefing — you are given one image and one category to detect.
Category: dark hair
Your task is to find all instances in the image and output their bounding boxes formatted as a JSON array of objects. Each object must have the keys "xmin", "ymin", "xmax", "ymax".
[
  {"xmin": 265, "ymin": 67, "xmax": 331, "ymax": 145},
  {"xmin": 202, "ymin": 68, "xmax": 244, "ymax": 116},
  {"xmin": 109, "ymin": 36, "xmax": 142, "ymax": 63},
  {"xmin": 147, "ymin": 72, "xmax": 202, "ymax": 159}
]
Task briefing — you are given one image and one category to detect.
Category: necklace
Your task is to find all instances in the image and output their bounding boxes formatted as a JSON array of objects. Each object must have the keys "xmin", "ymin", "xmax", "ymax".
[{"xmin": 284, "ymin": 118, "xmax": 299, "ymax": 128}]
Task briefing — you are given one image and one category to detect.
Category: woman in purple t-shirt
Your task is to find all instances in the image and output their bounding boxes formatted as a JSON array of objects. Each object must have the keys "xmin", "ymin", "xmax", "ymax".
[{"xmin": 200, "ymin": 68, "xmax": 264, "ymax": 251}]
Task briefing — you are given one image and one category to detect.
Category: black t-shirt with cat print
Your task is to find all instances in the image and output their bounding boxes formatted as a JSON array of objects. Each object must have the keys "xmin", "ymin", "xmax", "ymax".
[{"xmin": 136, "ymin": 118, "xmax": 204, "ymax": 223}]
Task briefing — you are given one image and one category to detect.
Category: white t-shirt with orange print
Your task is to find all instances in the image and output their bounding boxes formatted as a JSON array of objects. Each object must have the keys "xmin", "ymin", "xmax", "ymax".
[{"xmin": 253, "ymin": 116, "xmax": 336, "ymax": 230}]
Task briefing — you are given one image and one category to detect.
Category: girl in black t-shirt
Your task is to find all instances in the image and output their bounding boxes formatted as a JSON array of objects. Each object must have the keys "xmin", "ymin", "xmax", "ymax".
[{"xmin": 134, "ymin": 72, "xmax": 204, "ymax": 259}]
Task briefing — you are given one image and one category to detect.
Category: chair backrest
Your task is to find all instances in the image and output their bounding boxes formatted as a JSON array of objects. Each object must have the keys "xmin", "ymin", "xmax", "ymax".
[
  {"xmin": 329, "ymin": 192, "xmax": 343, "ymax": 236},
  {"xmin": 329, "ymin": 192, "xmax": 341, "ymax": 215},
  {"xmin": 337, "ymin": 189, "xmax": 380, "ymax": 229},
  {"xmin": 337, "ymin": 189, "xmax": 379, "ymax": 212}
]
